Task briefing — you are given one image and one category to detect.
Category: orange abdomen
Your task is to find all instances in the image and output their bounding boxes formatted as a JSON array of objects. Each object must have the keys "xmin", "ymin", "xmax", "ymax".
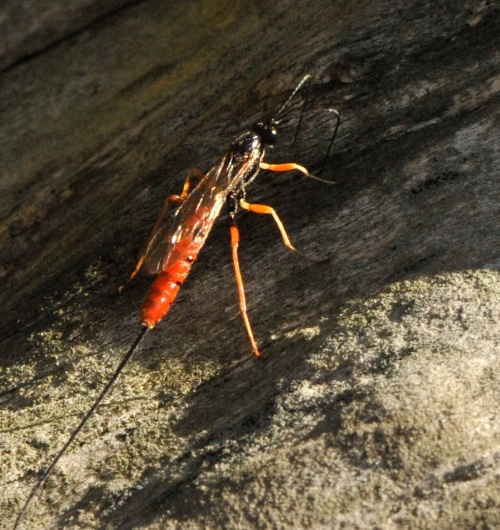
[
  {"xmin": 141, "ymin": 259, "xmax": 191, "ymax": 327},
  {"xmin": 140, "ymin": 206, "xmax": 214, "ymax": 328}
]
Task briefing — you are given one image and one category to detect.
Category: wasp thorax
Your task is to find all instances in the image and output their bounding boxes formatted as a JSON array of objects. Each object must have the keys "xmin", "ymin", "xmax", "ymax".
[{"xmin": 232, "ymin": 132, "xmax": 261, "ymax": 155}]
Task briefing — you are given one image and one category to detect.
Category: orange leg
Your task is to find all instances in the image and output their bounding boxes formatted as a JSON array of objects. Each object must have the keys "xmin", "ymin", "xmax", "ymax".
[
  {"xmin": 119, "ymin": 168, "xmax": 205, "ymax": 292},
  {"xmin": 230, "ymin": 222, "xmax": 261, "ymax": 357},
  {"xmin": 240, "ymin": 199, "xmax": 298, "ymax": 252},
  {"xmin": 260, "ymin": 160, "xmax": 335, "ymax": 185},
  {"xmin": 239, "ymin": 199, "xmax": 322, "ymax": 263},
  {"xmin": 230, "ymin": 197, "xmax": 321, "ymax": 357},
  {"xmin": 259, "ymin": 161, "xmax": 310, "ymax": 176}
]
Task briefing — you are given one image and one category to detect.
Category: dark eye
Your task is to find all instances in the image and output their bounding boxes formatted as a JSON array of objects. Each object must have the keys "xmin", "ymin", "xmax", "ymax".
[{"xmin": 253, "ymin": 121, "xmax": 277, "ymax": 145}]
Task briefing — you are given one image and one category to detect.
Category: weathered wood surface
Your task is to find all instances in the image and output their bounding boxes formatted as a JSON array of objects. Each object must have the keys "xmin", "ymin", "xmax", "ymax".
[{"xmin": 1, "ymin": 0, "xmax": 499, "ymax": 528}]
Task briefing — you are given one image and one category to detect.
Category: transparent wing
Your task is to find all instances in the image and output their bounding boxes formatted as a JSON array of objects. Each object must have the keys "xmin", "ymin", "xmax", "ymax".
[{"xmin": 143, "ymin": 152, "xmax": 253, "ymax": 275}]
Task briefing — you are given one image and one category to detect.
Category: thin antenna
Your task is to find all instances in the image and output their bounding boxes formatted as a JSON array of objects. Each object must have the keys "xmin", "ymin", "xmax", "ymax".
[
  {"xmin": 323, "ymin": 107, "xmax": 341, "ymax": 163},
  {"xmin": 274, "ymin": 74, "xmax": 312, "ymax": 149},
  {"xmin": 275, "ymin": 73, "xmax": 312, "ymax": 121},
  {"xmin": 14, "ymin": 326, "xmax": 150, "ymax": 530},
  {"xmin": 317, "ymin": 106, "xmax": 341, "ymax": 176},
  {"xmin": 275, "ymin": 75, "xmax": 341, "ymax": 176}
]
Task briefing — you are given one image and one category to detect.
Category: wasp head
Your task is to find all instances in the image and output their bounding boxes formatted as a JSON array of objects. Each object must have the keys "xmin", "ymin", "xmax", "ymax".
[{"xmin": 252, "ymin": 120, "xmax": 278, "ymax": 146}]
